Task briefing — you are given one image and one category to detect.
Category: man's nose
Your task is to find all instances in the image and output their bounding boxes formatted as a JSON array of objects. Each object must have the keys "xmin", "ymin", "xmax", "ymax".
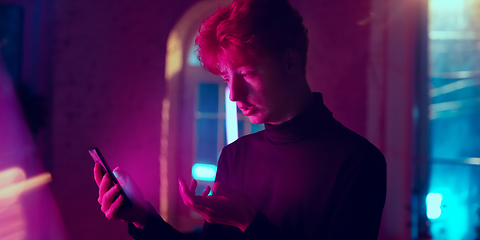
[{"xmin": 229, "ymin": 74, "xmax": 247, "ymax": 101}]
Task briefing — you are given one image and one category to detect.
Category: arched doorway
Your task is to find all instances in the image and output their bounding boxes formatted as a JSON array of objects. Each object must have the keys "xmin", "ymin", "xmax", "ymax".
[{"xmin": 160, "ymin": 0, "xmax": 263, "ymax": 232}]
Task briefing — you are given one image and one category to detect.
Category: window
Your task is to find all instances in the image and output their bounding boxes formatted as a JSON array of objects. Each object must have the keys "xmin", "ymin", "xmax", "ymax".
[
  {"xmin": 425, "ymin": 0, "xmax": 480, "ymax": 238},
  {"xmin": 0, "ymin": 4, "xmax": 23, "ymax": 82}
]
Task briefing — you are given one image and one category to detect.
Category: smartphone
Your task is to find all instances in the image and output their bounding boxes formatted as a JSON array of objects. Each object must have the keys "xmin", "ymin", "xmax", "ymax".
[{"xmin": 89, "ymin": 148, "xmax": 132, "ymax": 208}]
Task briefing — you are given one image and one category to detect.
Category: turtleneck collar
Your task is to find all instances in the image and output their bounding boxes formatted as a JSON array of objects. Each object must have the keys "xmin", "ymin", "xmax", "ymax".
[{"xmin": 263, "ymin": 92, "xmax": 334, "ymax": 143}]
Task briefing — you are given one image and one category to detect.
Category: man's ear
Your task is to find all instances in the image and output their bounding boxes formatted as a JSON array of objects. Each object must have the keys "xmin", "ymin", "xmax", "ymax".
[{"xmin": 284, "ymin": 48, "xmax": 302, "ymax": 75}]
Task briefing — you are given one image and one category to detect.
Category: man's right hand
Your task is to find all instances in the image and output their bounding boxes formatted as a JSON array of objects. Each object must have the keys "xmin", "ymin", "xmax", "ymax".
[{"xmin": 94, "ymin": 163, "xmax": 149, "ymax": 229}]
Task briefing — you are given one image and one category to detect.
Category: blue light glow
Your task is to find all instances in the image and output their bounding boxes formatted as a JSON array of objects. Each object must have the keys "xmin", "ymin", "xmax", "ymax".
[
  {"xmin": 225, "ymin": 87, "xmax": 238, "ymax": 144},
  {"xmin": 426, "ymin": 193, "xmax": 443, "ymax": 219},
  {"xmin": 192, "ymin": 163, "xmax": 217, "ymax": 181}
]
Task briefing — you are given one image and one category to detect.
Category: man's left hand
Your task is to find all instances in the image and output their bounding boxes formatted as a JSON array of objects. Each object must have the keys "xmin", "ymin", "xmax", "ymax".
[{"xmin": 178, "ymin": 179, "xmax": 257, "ymax": 232}]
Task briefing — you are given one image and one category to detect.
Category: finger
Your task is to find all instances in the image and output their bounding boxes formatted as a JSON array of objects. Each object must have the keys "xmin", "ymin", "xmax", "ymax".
[
  {"xmin": 112, "ymin": 166, "xmax": 126, "ymax": 185},
  {"xmin": 94, "ymin": 163, "xmax": 105, "ymax": 186},
  {"xmin": 179, "ymin": 179, "xmax": 194, "ymax": 206},
  {"xmin": 98, "ymin": 173, "xmax": 112, "ymax": 203},
  {"xmin": 201, "ymin": 185, "xmax": 211, "ymax": 197},
  {"xmin": 212, "ymin": 182, "xmax": 241, "ymax": 199},
  {"xmin": 212, "ymin": 182, "xmax": 228, "ymax": 196},
  {"xmin": 105, "ymin": 194, "xmax": 124, "ymax": 220},
  {"xmin": 189, "ymin": 179, "xmax": 198, "ymax": 192},
  {"xmin": 178, "ymin": 182, "xmax": 217, "ymax": 217},
  {"xmin": 101, "ymin": 184, "xmax": 120, "ymax": 213},
  {"xmin": 179, "ymin": 178, "xmax": 195, "ymax": 196}
]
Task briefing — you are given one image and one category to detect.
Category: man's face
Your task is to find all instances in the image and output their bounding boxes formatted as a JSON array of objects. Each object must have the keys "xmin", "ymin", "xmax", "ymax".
[{"xmin": 219, "ymin": 54, "xmax": 291, "ymax": 125}]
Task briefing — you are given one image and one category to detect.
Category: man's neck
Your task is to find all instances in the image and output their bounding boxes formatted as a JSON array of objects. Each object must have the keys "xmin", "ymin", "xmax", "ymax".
[{"xmin": 268, "ymin": 84, "xmax": 313, "ymax": 125}]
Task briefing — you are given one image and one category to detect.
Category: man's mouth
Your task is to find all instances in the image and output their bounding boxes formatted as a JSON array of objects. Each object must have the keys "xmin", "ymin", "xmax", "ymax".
[{"xmin": 238, "ymin": 105, "xmax": 255, "ymax": 116}]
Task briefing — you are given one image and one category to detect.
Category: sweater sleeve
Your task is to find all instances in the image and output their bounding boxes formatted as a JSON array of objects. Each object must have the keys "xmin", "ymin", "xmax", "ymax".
[
  {"xmin": 128, "ymin": 202, "xmax": 189, "ymax": 240},
  {"xmin": 240, "ymin": 211, "xmax": 288, "ymax": 240},
  {"xmin": 196, "ymin": 212, "xmax": 286, "ymax": 240},
  {"xmin": 323, "ymin": 147, "xmax": 387, "ymax": 239}
]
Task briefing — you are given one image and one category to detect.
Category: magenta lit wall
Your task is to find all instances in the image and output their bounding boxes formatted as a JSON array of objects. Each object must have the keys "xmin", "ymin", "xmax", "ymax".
[
  {"xmin": 50, "ymin": 0, "xmax": 195, "ymax": 239},
  {"xmin": 295, "ymin": 0, "xmax": 370, "ymax": 137}
]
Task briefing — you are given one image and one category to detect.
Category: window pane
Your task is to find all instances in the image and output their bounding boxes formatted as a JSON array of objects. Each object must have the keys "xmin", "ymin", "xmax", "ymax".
[
  {"xmin": 198, "ymin": 83, "xmax": 218, "ymax": 113},
  {"xmin": 223, "ymin": 119, "xmax": 227, "ymax": 147},
  {"xmin": 427, "ymin": 162, "xmax": 480, "ymax": 240},
  {"xmin": 0, "ymin": 5, "xmax": 23, "ymax": 82},
  {"xmin": 251, "ymin": 123, "xmax": 265, "ymax": 133},
  {"xmin": 195, "ymin": 184, "xmax": 212, "ymax": 196},
  {"xmin": 429, "ymin": 0, "xmax": 480, "ymax": 161},
  {"xmin": 187, "ymin": 41, "xmax": 200, "ymax": 66},
  {"xmin": 196, "ymin": 118, "xmax": 217, "ymax": 165},
  {"xmin": 431, "ymin": 114, "xmax": 480, "ymax": 159},
  {"xmin": 427, "ymin": 0, "xmax": 480, "ymax": 239},
  {"xmin": 238, "ymin": 120, "xmax": 244, "ymax": 137}
]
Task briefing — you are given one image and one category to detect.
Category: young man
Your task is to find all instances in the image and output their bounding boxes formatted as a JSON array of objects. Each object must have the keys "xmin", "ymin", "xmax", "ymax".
[{"xmin": 94, "ymin": 0, "xmax": 387, "ymax": 239}]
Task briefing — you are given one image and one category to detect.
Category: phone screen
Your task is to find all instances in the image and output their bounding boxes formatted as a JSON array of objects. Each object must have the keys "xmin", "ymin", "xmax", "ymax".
[{"xmin": 89, "ymin": 148, "xmax": 132, "ymax": 208}]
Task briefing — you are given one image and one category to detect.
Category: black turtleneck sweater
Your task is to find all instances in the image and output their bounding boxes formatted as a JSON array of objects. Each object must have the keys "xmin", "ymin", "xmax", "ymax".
[{"xmin": 129, "ymin": 93, "xmax": 386, "ymax": 240}]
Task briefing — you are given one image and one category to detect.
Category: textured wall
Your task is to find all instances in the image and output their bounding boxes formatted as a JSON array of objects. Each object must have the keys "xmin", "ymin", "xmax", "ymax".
[
  {"xmin": 298, "ymin": 0, "xmax": 371, "ymax": 137},
  {"xmin": 50, "ymin": 0, "xmax": 194, "ymax": 239}
]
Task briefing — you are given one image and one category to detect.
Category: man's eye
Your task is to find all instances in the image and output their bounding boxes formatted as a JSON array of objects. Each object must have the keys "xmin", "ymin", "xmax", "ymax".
[
  {"xmin": 223, "ymin": 77, "xmax": 230, "ymax": 83},
  {"xmin": 241, "ymin": 71, "xmax": 254, "ymax": 78}
]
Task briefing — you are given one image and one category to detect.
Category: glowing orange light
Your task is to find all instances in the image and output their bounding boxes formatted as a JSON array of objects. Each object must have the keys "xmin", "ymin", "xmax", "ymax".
[
  {"xmin": 0, "ymin": 167, "xmax": 26, "ymax": 205},
  {"xmin": 165, "ymin": 30, "xmax": 183, "ymax": 80},
  {"xmin": 0, "ymin": 172, "xmax": 52, "ymax": 200},
  {"xmin": 0, "ymin": 168, "xmax": 53, "ymax": 239},
  {"xmin": 160, "ymin": 98, "xmax": 170, "ymax": 221}
]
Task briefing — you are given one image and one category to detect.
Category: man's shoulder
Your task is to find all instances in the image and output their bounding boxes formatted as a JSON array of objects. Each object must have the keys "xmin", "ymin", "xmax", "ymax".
[
  {"xmin": 220, "ymin": 130, "xmax": 269, "ymax": 159},
  {"xmin": 224, "ymin": 130, "xmax": 266, "ymax": 150},
  {"xmin": 322, "ymin": 121, "xmax": 384, "ymax": 161}
]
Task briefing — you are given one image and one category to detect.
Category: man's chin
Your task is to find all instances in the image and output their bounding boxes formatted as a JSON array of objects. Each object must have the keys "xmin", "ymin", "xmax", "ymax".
[{"xmin": 247, "ymin": 115, "xmax": 264, "ymax": 125}]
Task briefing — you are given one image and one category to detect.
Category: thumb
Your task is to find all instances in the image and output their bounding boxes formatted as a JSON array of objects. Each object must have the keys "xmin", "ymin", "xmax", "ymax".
[
  {"xmin": 212, "ymin": 182, "xmax": 240, "ymax": 199},
  {"xmin": 112, "ymin": 166, "xmax": 130, "ymax": 186},
  {"xmin": 113, "ymin": 167, "xmax": 145, "ymax": 204}
]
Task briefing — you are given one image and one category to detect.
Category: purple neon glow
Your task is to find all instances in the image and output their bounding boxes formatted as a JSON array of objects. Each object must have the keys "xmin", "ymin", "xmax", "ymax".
[{"xmin": 225, "ymin": 86, "xmax": 238, "ymax": 144}]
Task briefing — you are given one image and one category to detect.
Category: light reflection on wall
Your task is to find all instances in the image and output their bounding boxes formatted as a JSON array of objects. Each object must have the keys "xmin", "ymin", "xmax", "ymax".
[
  {"xmin": 0, "ymin": 167, "xmax": 26, "ymax": 240},
  {"xmin": 1, "ymin": 54, "xmax": 66, "ymax": 239},
  {"xmin": 0, "ymin": 168, "xmax": 52, "ymax": 240},
  {"xmin": 160, "ymin": 98, "xmax": 170, "ymax": 221},
  {"xmin": 0, "ymin": 169, "xmax": 52, "ymax": 201},
  {"xmin": 165, "ymin": 30, "xmax": 183, "ymax": 81},
  {"xmin": 161, "ymin": 27, "xmax": 185, "ymax": 222}
]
